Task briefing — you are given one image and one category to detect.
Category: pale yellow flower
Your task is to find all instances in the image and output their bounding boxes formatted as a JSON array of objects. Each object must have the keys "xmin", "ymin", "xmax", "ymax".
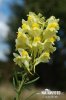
[
  {"xmin": 13, "ymin": 49, "xmax": 32, "ymax": 74},
  {"xmin": 34, "ymin": 52, "xmax": 50, "ymax": 72},
  {"xmin": 47, "ymin": 22, "xmax": 59, "ymax": 31},
  {"xmin": 14, "ymin": 12, "xmax": 60, "ymax": 74},
  {"xmin": 16, "ymin": 29, "xmax": 30, "ymax": 50}
]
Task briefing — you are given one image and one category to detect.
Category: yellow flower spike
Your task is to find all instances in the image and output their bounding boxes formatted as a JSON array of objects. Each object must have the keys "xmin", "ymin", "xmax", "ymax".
[{"xmin": 14, "ymin": 12, "xmax": 60, "ymax": 74}]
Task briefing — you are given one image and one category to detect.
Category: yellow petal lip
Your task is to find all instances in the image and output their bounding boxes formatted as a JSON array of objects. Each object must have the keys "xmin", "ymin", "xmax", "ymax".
[
  {"xmin": 34, "ymin": 36, "xmax": 41, "ymax": 42},
  {"xmin": 22, "ymin": 23, "xmax": 30, "ymax": 30},
  {"xmin": 17, "ymin": 32, "xmax": 22, "ymax": 38},
  {"xmin": 28, "ymin": 16, "xmax": 32, "ymax": 21},
  {"xmin": 44, "ymin": 52, "xmax": 50, "ymax": 58},
  {"xmin": 47, "ymin": 22, "xmax": 59, "ymax": 29},
  {"xmin": 49, "ymin": 37, "xmax": 55, "ymax": 43},
  {"xmin": 22, "ymin": 23, "xmax": 27, "ymax": 28},
  {"xmin": 32, "ymin": 23, "xmax": 39, "ymax": 29},
  {"xmin": 21, "ymin": 50, "xmax": 28, "ymax": 57}
]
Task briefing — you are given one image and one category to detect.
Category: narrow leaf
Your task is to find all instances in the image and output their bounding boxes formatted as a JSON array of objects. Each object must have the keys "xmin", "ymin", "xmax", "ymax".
[{"xmin": 25, "ymin": 77, "xmax": 40, "ymax": 85}]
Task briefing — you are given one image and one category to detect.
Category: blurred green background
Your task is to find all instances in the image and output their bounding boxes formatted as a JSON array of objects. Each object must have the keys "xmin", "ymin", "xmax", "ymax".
[{"xmin": 0, "ymin": 0, "xmax": 66, "ymax": 92}]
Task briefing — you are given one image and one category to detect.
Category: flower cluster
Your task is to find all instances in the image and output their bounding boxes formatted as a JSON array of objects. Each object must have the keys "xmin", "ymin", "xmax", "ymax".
[{"xmin": 14, "ymin": 12, "xmax": 60, "ymax": 74}]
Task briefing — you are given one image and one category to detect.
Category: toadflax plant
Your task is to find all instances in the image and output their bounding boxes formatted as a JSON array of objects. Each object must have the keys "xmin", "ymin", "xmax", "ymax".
[{"xmin": 13, "ymin": 12, "xmax": 60, "ymax": 100}]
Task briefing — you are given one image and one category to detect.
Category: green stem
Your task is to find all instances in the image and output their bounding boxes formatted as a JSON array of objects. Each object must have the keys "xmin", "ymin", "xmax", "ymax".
[
  {"xmin": 14, "ymin": 72, "xmax": 26, "ymax": 100},
  {"xmin": 16, "ymin": 93, "xmax": 20, "ymax": 100},
  {"xmin": 17, "ymin": 78, "xmax": 25, "ymax": 94},
  {"xmin": 15, "ymin": 79, "xmax": 24, "ymax": 100}
]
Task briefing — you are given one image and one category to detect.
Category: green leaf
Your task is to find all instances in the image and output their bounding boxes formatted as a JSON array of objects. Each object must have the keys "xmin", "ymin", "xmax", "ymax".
[{"xmin": 25, "ymin": 77, "xmax": 40, "ymax": 85}]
